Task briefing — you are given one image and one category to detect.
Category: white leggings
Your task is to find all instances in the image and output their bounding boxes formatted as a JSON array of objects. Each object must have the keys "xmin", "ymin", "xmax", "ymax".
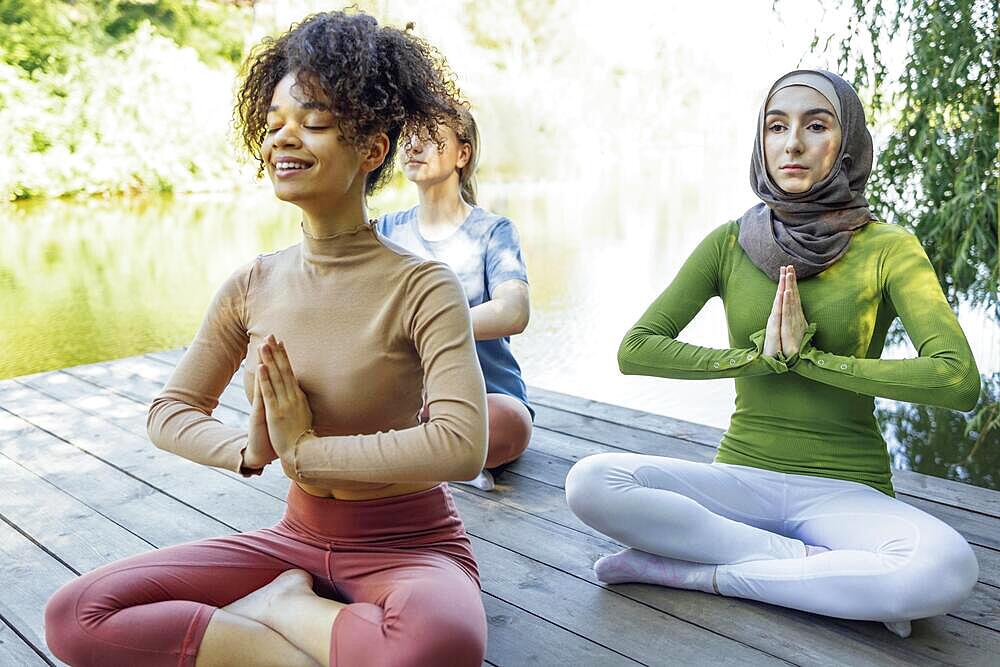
[{"xmin": 565, "ymin": 454, "xmax": 979, "ymax": 621}]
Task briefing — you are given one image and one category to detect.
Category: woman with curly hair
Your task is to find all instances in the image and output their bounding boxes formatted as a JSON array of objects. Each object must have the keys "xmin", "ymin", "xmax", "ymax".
[
  {"xmin": 45, "ymin": 11, "xmax": 488, "ymax": 666},
  {"xmin": 379, "ymin": 106, "xmax": 533, "ymax": 491},
  {"xmin": 565, "ymin": 70, "xmax": 980, "ymax": 636}
]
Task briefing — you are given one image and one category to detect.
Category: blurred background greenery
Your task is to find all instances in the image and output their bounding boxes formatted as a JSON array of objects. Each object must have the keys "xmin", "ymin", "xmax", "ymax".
[{"xmin": 2, "ymin": 0, "xmax": 997, "ymax": 488}]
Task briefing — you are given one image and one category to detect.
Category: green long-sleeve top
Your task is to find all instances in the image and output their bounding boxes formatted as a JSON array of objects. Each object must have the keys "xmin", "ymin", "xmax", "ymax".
[{"xmin": 618, "ymin": 221, "xmax": 981, "ymax": 496}]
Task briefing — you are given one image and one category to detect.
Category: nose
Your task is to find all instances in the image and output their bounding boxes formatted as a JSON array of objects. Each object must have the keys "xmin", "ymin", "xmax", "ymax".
[
  {"xmin": 272, "ymin": 123, "xmax": 302, "ymax": 149},
  {"xmin": 784, "ymin": 125, "xmax": 804, "ymax": 156},
  {"xmin": 405, "ymin": 139, "xmax": 424, "ymax": 157}
]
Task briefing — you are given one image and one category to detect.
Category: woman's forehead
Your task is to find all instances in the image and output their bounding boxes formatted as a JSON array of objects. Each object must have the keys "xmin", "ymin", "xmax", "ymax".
[
  {"xmin": 766, "ymin": 85, "xmax": 836, "ymax": 116},
  {"xmin": 268, "ymin": 72, "xmax": 332, "ymax": 111}
]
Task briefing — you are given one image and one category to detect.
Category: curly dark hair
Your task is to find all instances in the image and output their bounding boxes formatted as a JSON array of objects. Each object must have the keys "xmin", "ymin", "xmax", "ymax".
[{"xmin": 235, "ymin": 10, "xmax": 461, "ymax": 195}]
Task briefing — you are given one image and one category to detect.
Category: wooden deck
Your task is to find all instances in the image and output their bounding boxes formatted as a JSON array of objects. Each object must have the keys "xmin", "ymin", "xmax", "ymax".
[{"xmin": 1, "ymin": 350, "xmax": 998, "ymax": 666}]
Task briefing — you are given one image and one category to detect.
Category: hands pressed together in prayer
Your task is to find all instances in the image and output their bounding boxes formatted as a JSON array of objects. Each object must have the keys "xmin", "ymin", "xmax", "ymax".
[
  {"xmin": 242, "ymin": 334, "xmax": 313, "ymax": 472},
  {"xmin": 762, "ymin": 265, "xmax": 809, "ymax": 359}
]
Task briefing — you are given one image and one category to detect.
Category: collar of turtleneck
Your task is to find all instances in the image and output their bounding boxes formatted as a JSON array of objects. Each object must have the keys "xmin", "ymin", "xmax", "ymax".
[{"xmin": 300, "ymin": 221, "xmax": 379, "ymax": 265}]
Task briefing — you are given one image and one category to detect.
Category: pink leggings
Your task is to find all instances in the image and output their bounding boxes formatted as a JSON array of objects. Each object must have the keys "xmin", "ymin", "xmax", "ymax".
[{"xmin": 45, "ymin": 483, "xmax": 486, "ymax": 667}]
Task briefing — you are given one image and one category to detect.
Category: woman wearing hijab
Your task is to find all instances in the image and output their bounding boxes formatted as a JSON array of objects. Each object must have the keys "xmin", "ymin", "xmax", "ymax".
[{"xmin": 564, "ymin": 70, "xmax": 981, "ymax": 636}]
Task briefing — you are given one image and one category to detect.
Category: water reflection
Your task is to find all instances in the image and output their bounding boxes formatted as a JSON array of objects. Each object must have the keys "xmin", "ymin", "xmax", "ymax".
[
  {"xmin": 877, "ymin": 376, "xmax": 999, "ymax": 490},
  {"xmin": 2, "ymin": 190, "xmax": 997, "ymax": 489}
]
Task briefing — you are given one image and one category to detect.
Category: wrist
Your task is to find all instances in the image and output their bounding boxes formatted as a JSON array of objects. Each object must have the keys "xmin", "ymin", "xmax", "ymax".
[{"xmin": 240, "ymin": 445, "xmax": 271, "ymax": 471}]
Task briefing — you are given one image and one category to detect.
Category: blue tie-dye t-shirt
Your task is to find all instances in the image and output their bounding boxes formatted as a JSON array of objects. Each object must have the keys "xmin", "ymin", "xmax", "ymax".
[{"xmin": 376, "ymin": 206, "xmax": 533, "ymax": 417}]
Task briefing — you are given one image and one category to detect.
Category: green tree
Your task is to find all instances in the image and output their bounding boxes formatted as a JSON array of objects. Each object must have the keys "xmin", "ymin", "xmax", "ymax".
[
  {"xmin": 0, "ymin": 0, "xmax": 249, "ymax": 75},
  {"xmin": 818, "ymin": 0, "xmax": 998, "ymax": 316}
]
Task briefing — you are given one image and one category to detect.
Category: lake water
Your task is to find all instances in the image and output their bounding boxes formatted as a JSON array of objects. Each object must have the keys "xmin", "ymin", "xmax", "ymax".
[{"xmin": 2, "ymin": 188, "xmax": 997, "ymax": 489}]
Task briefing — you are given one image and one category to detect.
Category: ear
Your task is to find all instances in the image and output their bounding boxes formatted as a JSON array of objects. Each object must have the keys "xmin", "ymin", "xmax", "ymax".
[
  {"xmin": 361, "ymin": 133, "xmax": 391, "ymax": 174},
  {"xmin": 455, "ymin": 142, "xmax": 472, "ymax": 170}
]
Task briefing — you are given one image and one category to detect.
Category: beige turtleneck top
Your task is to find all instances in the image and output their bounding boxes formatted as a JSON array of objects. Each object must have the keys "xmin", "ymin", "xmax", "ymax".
[{"xmin": 147, "ymin": 223, "xmax": 488, "ymax": 498}]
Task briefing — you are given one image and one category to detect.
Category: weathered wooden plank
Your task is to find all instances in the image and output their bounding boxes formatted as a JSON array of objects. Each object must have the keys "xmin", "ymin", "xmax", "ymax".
[
  {"xmin": 529, "ymin": 386, "xmax": 725, "ymax": 444},
  {"xmin": 1, "ymin": 380, "xmax": 286, "ymax": 531},
  {"xmin": 961, "ymin": 584, "xmax": 1000, "ymax": 632},
  {"xmin": 0, "ymin": 409, "xmax": 231, "ymax": 552},
  {"xmin": 471, "ymin": 538, "xmax": 784, "ymax": 666},
  {"xmin": 0, "ymin": 620, "xmax": 50, "ymax": 667},
  {"xmin": 66, "ymin": 355, "xmax": 250, "ymax": 419},
  {"xmin": 14, "ymin": 370, "xmax": 289, "ymax": 500},
  {"xmin": 0, "ymin": 450, "xmax": 150, "ymax": 573},
  {"xmin": 481, "ymin": 594, "xmax": 641, "ymax": 666},
  {"xmin": 0, "ymin": 519, "xmax": 73, "ymax": 665},
  {"xmin": 529, "ymin": 387, "xmax": 1000, "ymax": 518}
]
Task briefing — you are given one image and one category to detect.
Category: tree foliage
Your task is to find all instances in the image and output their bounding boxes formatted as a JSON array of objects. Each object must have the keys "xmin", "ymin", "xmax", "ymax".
[
  {"xmin": 0, "ymin": 0, "xmax": 248, "ymax": 75},
  {"xmin": 820, "ymin": 0, "xmax": 998, "ymax": 317}
]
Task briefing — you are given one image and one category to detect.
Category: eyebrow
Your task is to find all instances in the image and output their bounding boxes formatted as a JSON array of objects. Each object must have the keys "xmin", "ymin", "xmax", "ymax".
[
  {"xmin": 765, "ymin": 108, "xmax": 836, "ymax": 119},
  {"xmin": 267, "ymin": 101, "xmax": 332, "ymax": 113}
]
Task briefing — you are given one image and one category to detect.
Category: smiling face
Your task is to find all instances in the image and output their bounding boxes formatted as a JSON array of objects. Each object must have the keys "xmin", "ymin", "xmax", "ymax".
[
  {"xmin": 763, "ymin": 85, "xmax": 843, "ymax": 194},
  {"xmin": 260, "ymin": 72, "xmax": 370, "ymax": 207},
  {"xmin": 400, "ymin": 124, "xmax": 471, "ymax": 189}
]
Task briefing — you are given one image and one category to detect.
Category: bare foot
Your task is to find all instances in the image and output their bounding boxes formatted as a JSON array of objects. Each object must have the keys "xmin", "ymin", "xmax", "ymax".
[{"xmin": 224, "ymin": 569, "xmax": 316, "ymax": 631}]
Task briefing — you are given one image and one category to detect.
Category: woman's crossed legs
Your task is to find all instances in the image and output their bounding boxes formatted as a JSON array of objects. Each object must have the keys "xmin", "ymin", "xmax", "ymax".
[
  {"xmin": 45, "ymin": 526, "xmax": 485, "ymax": 667},
  {"xmin": 565, "ymin": 453, "xmax": 978, "ymax": 630}
]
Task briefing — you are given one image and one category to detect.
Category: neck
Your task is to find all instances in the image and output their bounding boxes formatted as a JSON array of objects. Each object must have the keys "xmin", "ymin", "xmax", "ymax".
[
  {"xmin": 299, "ymin": 192, "xmax": 369, "ymax": 238},
  {"xmin": 416, "ymin": 177, "xmax": 470, "ymax": 229}
]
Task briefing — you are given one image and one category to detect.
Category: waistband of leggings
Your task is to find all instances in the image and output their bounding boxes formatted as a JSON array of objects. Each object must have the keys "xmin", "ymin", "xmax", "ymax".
[{"xmin": 282, "ymin": 482, "xmax": 466, "ymax": 543}]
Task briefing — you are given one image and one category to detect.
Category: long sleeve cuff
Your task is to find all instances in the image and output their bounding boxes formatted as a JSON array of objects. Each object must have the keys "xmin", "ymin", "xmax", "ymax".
[{"xmin": 749, "ymin": 328, "xmax": 790, "ymax": 374}]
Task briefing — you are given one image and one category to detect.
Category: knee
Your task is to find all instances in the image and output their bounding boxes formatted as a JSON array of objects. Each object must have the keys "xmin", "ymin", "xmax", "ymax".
[
  {"xmin": 882, "ymin": 532, "xmax": 979, "ymax": 619},
  {"xmin": 917, "ymin": 533, "xmax": 979, "ymax": 615},
  {"xmin": 485, "ymin": 396, "xmax": 531, "ymax": 467},
  {"xmin": 407, "ymin": 613, "xmax": 485, "ymax": 667},
  {"xmin": 565, "ymin": 453, "xmax": 620, "ymax": 523},
  {"xmin": 45, "ymin": 577, "xmax": 94, "ymax": 665}
]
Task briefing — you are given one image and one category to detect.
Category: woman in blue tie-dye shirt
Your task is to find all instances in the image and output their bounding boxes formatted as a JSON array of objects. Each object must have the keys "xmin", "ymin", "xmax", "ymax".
[{"xmin": 377, "ymin": 105, "xmax": 533, "ymax": 491}]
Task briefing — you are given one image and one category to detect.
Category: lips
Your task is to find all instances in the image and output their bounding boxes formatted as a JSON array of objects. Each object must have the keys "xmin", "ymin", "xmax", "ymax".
[
  {"xmin": 780, "ymin": 164, "xmax": 808, "ymax": 171},
  {"xmin": 272, "ymin": 156, "xmax": 314, "ymax": 178}
]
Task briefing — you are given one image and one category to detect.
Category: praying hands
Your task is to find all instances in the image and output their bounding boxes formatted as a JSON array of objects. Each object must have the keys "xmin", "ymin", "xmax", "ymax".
[
  {"xmin": 762, "ymin": 265, "xmax": 809, "ymax": 358},
  {"xmin": 242, "ymin": 334, "xmax": 314, "ymax": 473}
]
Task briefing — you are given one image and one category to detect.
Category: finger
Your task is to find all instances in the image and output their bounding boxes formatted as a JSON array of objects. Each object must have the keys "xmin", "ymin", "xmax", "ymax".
[
  {"xmin": 772, "ymin": 268, "xmax": 785, "ymax": 314},
  {"xmin": 252, "ymin": 372, "xmax": 262, "ymax": 409},
  {"xmin": 273, "ymin": 340, "xmax": 296, "ymax": 381},
  {"xmin": 261, "ymin": 341, "xmax": 290, "ymax": 402},
  {"xmin": 790, "ymin": 280, "xmax": 803, "ymax": 315},
  {"xmin": 273, "ymin": 340, "xmax": 299, "ymax": 404},
  {"xmin": 258, "ymin": 364, "xmax": 278, "ymax": 411}
]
